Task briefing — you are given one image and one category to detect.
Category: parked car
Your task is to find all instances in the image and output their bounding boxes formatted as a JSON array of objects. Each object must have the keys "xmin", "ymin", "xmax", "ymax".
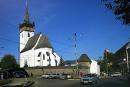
[
  {"xmin": 48, "ymin": 73, "xmax": 59, "ymax": 79},
  {"xmin": 80, "ymin": 74, "xmax": 99, "ymax": 85},
  {"xmin": 41, "ymin": 74, "xmax": 51, "ymax": 79},
  {"xmin": 59, "ymin": 74, "xmax": 72, "ymax": 80},
  {"xmin": 59, "ymin": 74, "xmax": 67, "ymax": 80},
  {"xmin": 110, "ymin": 72, "xmax": 122, "ymax": 77},
  {"xmin": 42, "ymin": 73, "xmax": 60, "ymax": 79}
]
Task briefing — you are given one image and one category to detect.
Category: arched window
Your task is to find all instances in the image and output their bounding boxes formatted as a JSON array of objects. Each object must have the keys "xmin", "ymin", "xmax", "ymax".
[
  {"xmin": 28, "ymin": 33, "xmax": 30, "ymax": 37},
  {"xmin": 46, "ymin": 52, "xmax": 50, "ymax": 56},
  {"xmin": 43, "ymin": 54, "xmax": 45, "ymax": 60},
  {"xmin": 37, "ymin": 52, "xmax": 41, "ymax": 57}
]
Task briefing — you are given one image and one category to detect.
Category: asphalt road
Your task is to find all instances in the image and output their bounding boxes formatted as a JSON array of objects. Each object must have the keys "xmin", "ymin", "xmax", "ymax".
[{"xmin": 31, "ymin": 77, "xmax": 129, "ymax": 87}]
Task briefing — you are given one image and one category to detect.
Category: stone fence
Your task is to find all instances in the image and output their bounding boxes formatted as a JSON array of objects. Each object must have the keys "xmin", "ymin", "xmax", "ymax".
[{"xmin": 25, "ymin": 66, "xmax": 90, "ymax": 77}]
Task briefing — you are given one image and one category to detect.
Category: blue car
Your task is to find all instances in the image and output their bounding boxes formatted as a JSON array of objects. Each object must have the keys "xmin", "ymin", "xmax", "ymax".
[{"xmin": 80, "ymin": 74, "xmax": 99, "ymax": 85}]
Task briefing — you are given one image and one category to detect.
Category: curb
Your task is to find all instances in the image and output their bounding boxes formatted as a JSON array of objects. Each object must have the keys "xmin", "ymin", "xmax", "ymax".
[
  {"xmin": 68, "ymin": 79, "xmax": 80, "ymax": 80},
  {"xmin": 24, "ymin": 81, "xmax": 35, "ymax": 87}
]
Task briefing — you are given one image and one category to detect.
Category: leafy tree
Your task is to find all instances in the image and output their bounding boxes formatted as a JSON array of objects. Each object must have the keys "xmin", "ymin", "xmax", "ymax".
[
  {"xmin": 59, "ymin": 58, "xmax": 65, "ymax": 66},
  {"xmin": 102, "ymin": 0, "xmax": 130, "ymax": 25},
  {"xmin": 0, "ymin": 54, "xmax": 19, "ymax": 70},
  {"xmin": 101, "ymin": 50, "xmax": 117, "ymax": 73}
]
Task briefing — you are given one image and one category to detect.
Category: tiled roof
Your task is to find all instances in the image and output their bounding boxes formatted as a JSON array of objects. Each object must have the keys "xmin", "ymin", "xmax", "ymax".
[
  {"xmin": 20, "ymin": 34, "xmax": 40, "ymax": 53},
  {"xmin": 78, "ymin": 54, "xmax": 91, "ymax": 62},
  {"xmin": 35, "ymin": 35, "xmax": 52, "ymax": 49},
  {"xmin": 20, "ymin": 33, "xmax": 52, "ymax": 53}
]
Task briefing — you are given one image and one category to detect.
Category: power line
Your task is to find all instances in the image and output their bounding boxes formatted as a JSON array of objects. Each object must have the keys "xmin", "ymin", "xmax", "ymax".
[{"xmin": 0, "ymin": 36, "xmax": 25, "ymax": 45}]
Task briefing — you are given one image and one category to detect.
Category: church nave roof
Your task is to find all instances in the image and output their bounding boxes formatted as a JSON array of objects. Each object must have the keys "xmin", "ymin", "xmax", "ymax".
[{"xmin": 20, "ymin": 33, "xmax": 52, "ymax": 53}]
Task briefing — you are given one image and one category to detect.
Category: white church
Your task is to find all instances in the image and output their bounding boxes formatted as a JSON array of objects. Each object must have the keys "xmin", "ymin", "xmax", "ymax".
[{"xmin": 19, "ymin": 0, "xmax": 61, "ymax": 67}]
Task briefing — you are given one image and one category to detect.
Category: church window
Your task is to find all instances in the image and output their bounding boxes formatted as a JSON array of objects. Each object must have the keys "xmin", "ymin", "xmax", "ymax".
[
  {"xmin": 38, "ymin": 52, "xmax": 41, "ymax": 57},
  {"xmin": 28, "ymin": 33, "xmax": 30, "ymax": 37},
  {"xmin": 43, "ymin": 54, "xmax": 45, "ymax": 60},
  {"xmin": 47, "ymin": 59, "xmax": 51, "ymax": 61},
  {"xmin": 46, "ymin": 52, "xmax": 50, "ymax": 56}
]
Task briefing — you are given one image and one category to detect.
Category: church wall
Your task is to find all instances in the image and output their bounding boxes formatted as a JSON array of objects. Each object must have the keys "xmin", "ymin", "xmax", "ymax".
[
  {"xmin": 20, "ymin": 47, "xmax": 61, "ymax": 67},
  {"xmin": 53, "ymin": 52, "xmax": 61, "ymax": 65},
  {"xmin": 20, "ymin": 49, "xmax": 35, "ymax": 67},
  {"xmin": 34, "ymin": 48, "xmax": 60, "ymax": 67},
  {"xmin": 20, "ymin": 31, "xmax": 34, "ymax": 52}
]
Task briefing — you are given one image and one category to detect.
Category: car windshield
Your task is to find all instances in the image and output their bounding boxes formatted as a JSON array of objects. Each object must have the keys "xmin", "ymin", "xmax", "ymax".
[{"xmin": 83, "ymin": 74, "xmax": 96, "ymax": 77}]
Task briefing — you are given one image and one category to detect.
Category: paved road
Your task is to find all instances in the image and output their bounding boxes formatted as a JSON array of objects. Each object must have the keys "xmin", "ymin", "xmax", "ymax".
[{"xmin": 31, "ymin": 77, "xmax": 129, "ymax": 87}]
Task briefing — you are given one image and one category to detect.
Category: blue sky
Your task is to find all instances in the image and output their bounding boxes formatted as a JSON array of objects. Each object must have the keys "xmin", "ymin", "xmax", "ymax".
[{"xmin": 0, "ymin": 0, "xmax": 130, "ymax": 61}]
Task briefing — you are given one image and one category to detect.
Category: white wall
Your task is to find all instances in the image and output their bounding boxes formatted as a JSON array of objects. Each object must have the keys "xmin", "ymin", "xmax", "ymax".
[
  {"xmin": 34, "ymin": 48, "xmax": 60, "ymax": 67},
  {"xmin": 20, "ymin": 48, "xmax": 61, "ymax": 67},
  {"xmin": 20, "ymin": 49, "xmax": 35, "ymax": 67},
  {"xmin": 20, "ymin": 31, "xmax": 34, "ymax": 52},
  {"xmin": 90, "ymin": 60, "xmax": 100, "ymax": 75}
]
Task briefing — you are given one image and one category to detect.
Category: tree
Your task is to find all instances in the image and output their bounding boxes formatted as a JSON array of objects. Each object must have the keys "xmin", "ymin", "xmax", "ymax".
[
  {"xmin": 0, "ymin": 54, "xmax": 19, "ymax": 70},
  {"xmin": 59, "ymin": 58, "xmax": 65, "ymax": 66},
  {"xmin": 100, "ymin": 50, "xmax": 117, "ymax": 73},
  {"xmin": 24, "ymin": 60, "xmax": 28, "ymax": 68},
  {"xmin": 102, "ymin": 0, "xmax": 130, "ymax": 25}
]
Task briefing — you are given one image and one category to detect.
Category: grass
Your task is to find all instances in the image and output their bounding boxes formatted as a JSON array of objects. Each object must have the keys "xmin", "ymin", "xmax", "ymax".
[{"xmin": 0, "ymin": 79, "xmax": 12, "ymax": 86}]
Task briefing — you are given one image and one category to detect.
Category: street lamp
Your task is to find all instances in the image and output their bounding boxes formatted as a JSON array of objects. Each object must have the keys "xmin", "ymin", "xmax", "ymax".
[{"xmin": 126, "ymin": 46, "xmax": 130, "ymax": 73}]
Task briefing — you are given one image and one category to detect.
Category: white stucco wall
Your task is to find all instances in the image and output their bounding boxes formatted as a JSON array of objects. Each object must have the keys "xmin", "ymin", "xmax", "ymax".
[
  {"xmin": 90, "ymin": 60, "xmax": 100, "ymax": 75},
  {"xmin": 20, "ymin": 48, "xmax": 61, "ymax": 67},
  {"xmin": 20, "ymin": 31, "xmax": 34, "ymax": 52},
  {"xmin": 20, "ymin": 49, "xmax": 35, "ymax": 67},
  {"xmin": 34, "ymin": 48, "xmax": 60, "ymax": 67}
]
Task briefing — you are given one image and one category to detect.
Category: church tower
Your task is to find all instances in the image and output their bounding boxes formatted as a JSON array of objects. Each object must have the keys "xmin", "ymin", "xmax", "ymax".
[{"xmin": 19, "ymin": 0, "xmax": 35, "ymax": 52}]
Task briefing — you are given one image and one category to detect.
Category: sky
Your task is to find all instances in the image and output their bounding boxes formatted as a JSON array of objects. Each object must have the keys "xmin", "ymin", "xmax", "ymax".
[{"xmin": 0, "ymin": 0, "xmax": 130, "ymax": 62}]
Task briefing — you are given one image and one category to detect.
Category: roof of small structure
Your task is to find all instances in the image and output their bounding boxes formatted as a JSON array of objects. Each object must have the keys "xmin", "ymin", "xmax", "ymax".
[{"xmin": 78, "ymin": 54, "xmax": 91, "ymax": 62}]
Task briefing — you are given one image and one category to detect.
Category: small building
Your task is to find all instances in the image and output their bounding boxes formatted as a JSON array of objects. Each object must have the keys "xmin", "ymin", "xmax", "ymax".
[
  {"xmin": 78, "ymin": 54, "xmax": 100, "ymax": 75},
  {"xmin": 78, "ymin": 54, "xmax": 91, "ymax": 68}
]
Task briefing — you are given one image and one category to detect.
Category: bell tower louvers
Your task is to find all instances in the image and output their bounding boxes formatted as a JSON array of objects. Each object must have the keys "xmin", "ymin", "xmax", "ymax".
[{"xmin": 19, "ymin": 0, "xmax": 35, "ymax": 52}]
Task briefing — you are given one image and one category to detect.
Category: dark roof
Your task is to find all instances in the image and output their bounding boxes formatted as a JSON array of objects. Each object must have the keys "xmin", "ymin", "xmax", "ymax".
[
  {"xmin": 114, "ymin": 42, "xmax": 130, "ymax": 59},
  {"xmin": 21, "ymin": 34, "xmax": 52, "ymax": 53},
  {"xmin": 21, "ymin": 34, "xmax": 40, "ymax": 53},
  {"xmin": 78, "ymin": 54, "xmax": 91, "ymax": 62},
  {"xmin": 35, "ymin": 35, "xmax": 52, "ymax": 49}
]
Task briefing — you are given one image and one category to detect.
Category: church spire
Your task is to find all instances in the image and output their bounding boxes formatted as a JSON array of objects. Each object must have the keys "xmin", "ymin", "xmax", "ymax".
[
  {"xmin": 24, "ymin": 0, "xmax": 30, "ymax": 23},
  {"xmin": 19, "ymin": 0, "xmax": 35, "ymax": 32}
]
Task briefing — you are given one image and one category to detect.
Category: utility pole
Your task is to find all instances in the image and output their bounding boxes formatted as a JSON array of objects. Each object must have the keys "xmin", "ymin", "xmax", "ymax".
[
  {"xmin": 126, "ymin": 46, "xmax": 130, "ymax": 73},
  {"xmin": 74, "ymin": 33, "xmax": 78, "ymax": 78}
]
